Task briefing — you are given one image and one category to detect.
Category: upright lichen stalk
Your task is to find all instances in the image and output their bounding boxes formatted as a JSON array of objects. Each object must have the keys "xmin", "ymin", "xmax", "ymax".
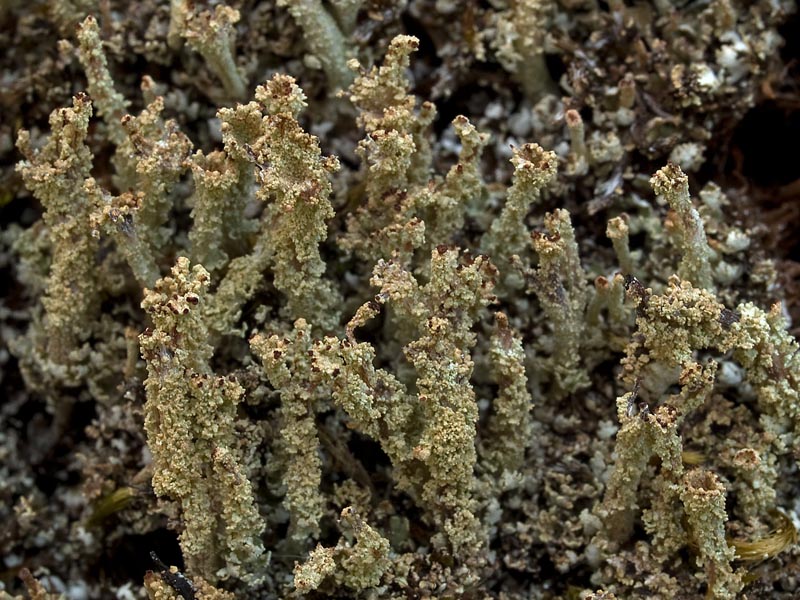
[
  {"xmin": 481, "ymin": 312, "xmax": 532, "ymax": 475},
  {"xmin": 16, "ymin": 94, "xmax": 98, "ymax": 364},
  {"xmin": 140, "ymin": 258, "xmax": 265, "ymax": 584},
  {"xmin": 681, "ymin": 469, "xmax": 742, "ymax": 599},
  {"xmin": 200, "ymin": 74, "xmax": 342, "ymax": 337},
  {"xmin": 176, "ymin": 2, "xmax": 247, "ymax": 99},
  {"xmin": 340, "ymin": 35, "xmax": 434, "ymax": 265},
  {"xmin": 278, "ymin": 0, "xmax": 356, "ymax": 91},
  {"xmin": 530, "ymin": 209, "xmax": 590, "ymax": 396},
  {"xmin": 251, "ymin": 319, "xmax": 325, "ymax": 541},
  {"xmin": 251, "ymin": 75, "xmax": 342, "ymax": 330},
  {"xmin": 482, "ymin": 142, "xmax": 557, "ymax": 279},
  {"xmin": 650, "ymin": 163, "xmax": 715, "ymax": 291},
  {"xmin": 371, "ymin": 247, "xmax": 497, "ymax": 554},
  {"xmin": 493, "ymin": 0, "xmax": 558, "ymax": 101},
  {"xmin": 76, "ymin": 16, "xmax": 128, "ymax": 146}
]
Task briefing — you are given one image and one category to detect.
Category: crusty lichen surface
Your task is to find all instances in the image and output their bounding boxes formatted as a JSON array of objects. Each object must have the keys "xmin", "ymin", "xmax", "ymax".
[{"xmin": 1, "ymin": 0, "xmax": 799, "ymax": 599}]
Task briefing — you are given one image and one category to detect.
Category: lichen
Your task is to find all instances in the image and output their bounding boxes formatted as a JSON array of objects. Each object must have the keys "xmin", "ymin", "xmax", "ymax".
[{"xmin": 3, "ymin": 3, "xmax": 800, "ymax": 599}]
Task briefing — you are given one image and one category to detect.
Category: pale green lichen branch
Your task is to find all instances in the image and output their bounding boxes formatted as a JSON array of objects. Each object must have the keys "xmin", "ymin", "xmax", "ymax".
[
  {"xmin": 622, "ymin": 276, "xmax": 800, "ymax": 445},
  {"xmin": 372, "ymin": 247, "xmax": 497, "ymax": 555},
  {"xmin": 251, "ymin": 319, "xmax": 325, "ymax": 542},
  {"xmin": 293, "ymin": 507, "xmax": 391, "ymax": 593},
  {"xmin": 278, "ymin": 0, "xmax": 356, "ymax": 92},
  {"xmin": 86, "ymin": 183, "xmax": 160, "ymax": 288},
  {"xmin": 179, "ymin": 3, "xmax": 247, "ymax": 100},
  {"xmin": 76, "ymin": 16, "xmax": 129, "ymax": 146},
  {"xmin": 416, "ymin": 115, "xmax": 490, "ymax": 252},
  {"xmin": 650, "ymin": 163, "xmax": 715, "ymax": 291},
  {"xmin": 482, "ymin": 143, "xmax": 558, "ymax": 276},
  {"xmin": 16, "ymin": 93, "xmax": 99, "ymax": 364},
  {"xmin": 117, "ymin": 95, "xmax": 193, "ymax": 251},
  {"xmin": 606, "ymin": 214, "xmax": 634, "ymax": 275},
  {"xmin": 530, "ymin": 208, "xmax": 590, "ymax": 397},
  {"xmin": 251, "ymin": 75, "xmax": 342, "ymax": 330},
  {"xmin": 681, "ymin": 469, "xmax": 743, "ymax": 599},
  {"xmin": 493, "ymin": 0, "xmax": 558, "ymax": 101},
  {"xmin": 481, "ymin": 312, "xmax": 532, "ymax": 475},
  {"xmin": 340, "ymin": 35, "xmax": 434, "ymax": 265},
  {"xmin": 188, "ymin": 151, "xmax": 244, "ymax": 275},
  {"xmin": 140, "ymin": 258, "xmax": 266, "ymax": 584}
]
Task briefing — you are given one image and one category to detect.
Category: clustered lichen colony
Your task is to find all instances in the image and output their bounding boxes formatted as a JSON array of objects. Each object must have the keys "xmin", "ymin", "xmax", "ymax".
[{"xmin": 1, "ymin": 0, "xmax": 798, "ymax": 599}]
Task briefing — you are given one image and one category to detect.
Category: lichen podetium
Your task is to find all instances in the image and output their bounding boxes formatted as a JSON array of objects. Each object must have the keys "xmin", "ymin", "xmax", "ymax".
[{"xmin": 3, "ymin": 1, "xmax": 799, "ymax": 597}]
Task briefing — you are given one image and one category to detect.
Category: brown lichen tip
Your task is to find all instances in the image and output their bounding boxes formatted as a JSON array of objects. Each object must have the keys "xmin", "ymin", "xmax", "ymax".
[
  {"xmin": 141, "ymin": 257, "xmax": 209, "ymax": 326},
  {"xmin": 650, "ymin": 161, "xmax": 689, "ymax": 197},
  {"xmin": 255, "ymin": 74, "xmax": 307, "ymax": 118},
  {"xmin": 511, "ymin": 143, "xmax": 558, "ymax": 187}
]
